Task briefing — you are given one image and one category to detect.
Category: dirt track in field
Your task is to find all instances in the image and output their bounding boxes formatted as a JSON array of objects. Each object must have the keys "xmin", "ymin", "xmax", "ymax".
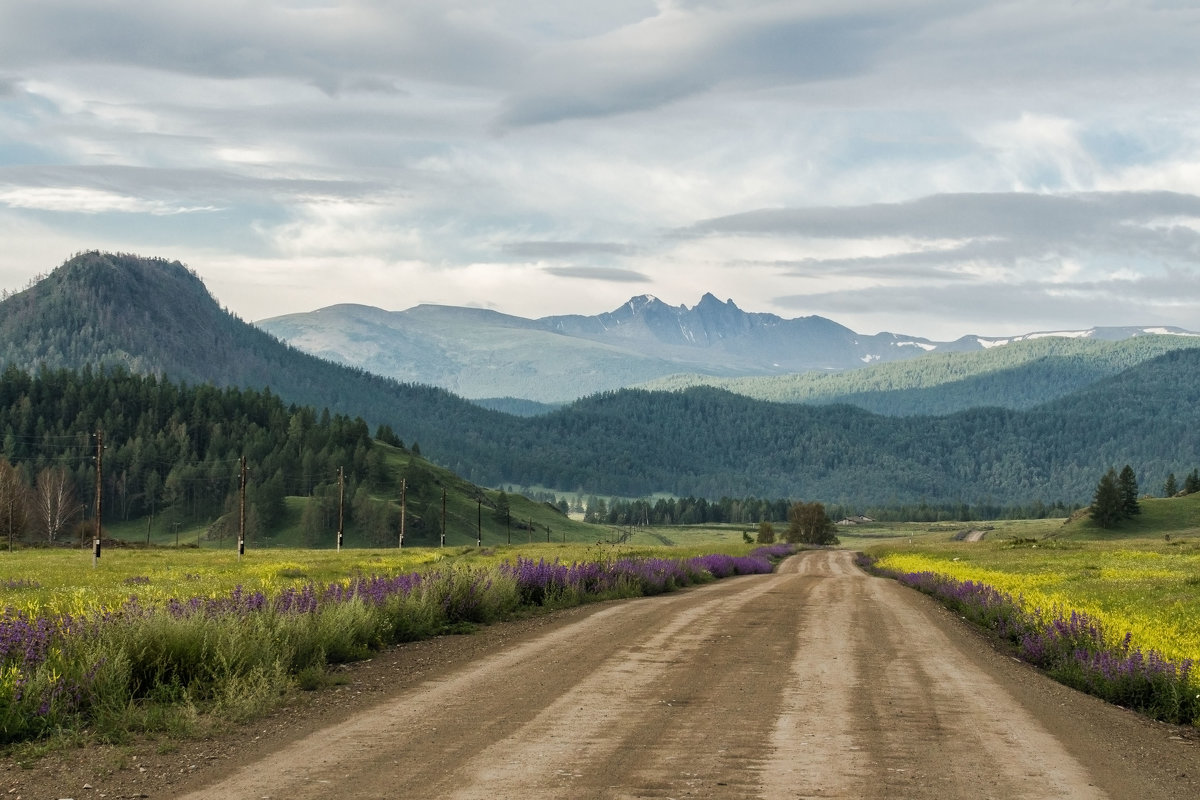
[{"xmin": 10, "ymin": 550, "xmax": 1197, "ymax": 798}]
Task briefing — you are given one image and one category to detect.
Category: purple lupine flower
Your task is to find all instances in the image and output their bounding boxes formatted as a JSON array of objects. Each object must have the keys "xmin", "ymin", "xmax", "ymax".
[{"xmin": 868, "ymin": 562, "xmax": 1198, "ymax": 724}]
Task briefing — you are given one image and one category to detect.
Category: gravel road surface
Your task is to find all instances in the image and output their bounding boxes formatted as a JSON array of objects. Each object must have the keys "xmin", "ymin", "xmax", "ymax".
[
  {"xmin": 6, "ymin": 550, "xmax": 1195, "ymax": 799},
  {"xmin": 171, "ymin": 550, "xmax": 1197, "ymax": 799}
]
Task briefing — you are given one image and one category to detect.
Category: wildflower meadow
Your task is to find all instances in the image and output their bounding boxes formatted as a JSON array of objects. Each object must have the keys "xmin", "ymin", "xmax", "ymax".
[
  {"xmin": 0, "ymin": 542, "xmax": 793, "ymax": 744},
  {"xmin": 862, "ymin": 540, "xmax": 1200, "ymax": 725}
]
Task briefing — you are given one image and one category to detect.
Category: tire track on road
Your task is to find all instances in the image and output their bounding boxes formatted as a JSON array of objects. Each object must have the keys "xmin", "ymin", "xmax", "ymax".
[
  {"xmin": 179, "ymin": 572, "xmax": 795, "ymax": 800},
  {"xmin": 178, "ymin": 549, "xmax": 1197, "ymax": 800}
]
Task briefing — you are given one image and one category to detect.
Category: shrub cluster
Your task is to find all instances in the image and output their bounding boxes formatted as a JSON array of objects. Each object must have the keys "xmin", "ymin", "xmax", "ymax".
[
  {"xmin": 501, "ymin": 548, "xmax": 781, "ymax": 607},
  {"xmin": 857, "ymin": 554, "xmax": 1198, "ymax": 725}
]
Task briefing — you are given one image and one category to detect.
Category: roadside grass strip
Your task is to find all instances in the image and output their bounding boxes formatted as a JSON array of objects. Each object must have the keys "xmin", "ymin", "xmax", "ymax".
[
  {"xmin": 860, "ymin": 551, "xmax": 1199, "ymax": 725},
  {"xmin": 0, "ymin": 544, "xmax": 792, "ymax": 744}
]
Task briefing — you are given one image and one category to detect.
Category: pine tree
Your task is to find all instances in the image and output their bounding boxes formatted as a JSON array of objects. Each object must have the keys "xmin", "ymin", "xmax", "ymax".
[
  {"xmin": 1117, "ymin": 464, "xmax": 1140, "ymax": 517},
  {"xmin": 1090, "ymin": 468, "xmax": 1123, "ymax": 529},
  {"xmin": 1163, "ymin": 473, "xmax": 1178, "ymax": 497},
  {"xmin": 1185, "ymin": 469, "xmax": 1200, "ymax": 495}
]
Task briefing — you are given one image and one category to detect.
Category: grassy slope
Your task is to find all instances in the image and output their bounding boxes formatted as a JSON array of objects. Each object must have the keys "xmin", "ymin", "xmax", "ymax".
[
  {"xmin": 859, "ymin": 493, "xmax": 1200, "ymax": 677},
  {"xmin": 1053, "ymin": 491, "xmax": 1200, "ymax": 541},
  {"xmin": 102, "ymin": 442, "xmax": 605, "ymax": 550}
]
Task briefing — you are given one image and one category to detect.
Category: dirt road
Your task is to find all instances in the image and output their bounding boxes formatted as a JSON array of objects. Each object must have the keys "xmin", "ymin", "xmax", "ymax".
[{"xmin": 153, "ymin": 550, "xmax": 1197, "ymax": 799}]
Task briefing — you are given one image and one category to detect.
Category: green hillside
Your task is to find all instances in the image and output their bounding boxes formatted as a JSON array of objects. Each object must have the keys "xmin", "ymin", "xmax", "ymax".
[
  {"xmin": 0, "ymin": 365, "xmax": 599, "ymax": 549},
  {"xmin": 4, "ymin": 252, "xmax": 1200, "ymax": 511},
  {"xmin": 0, "ymin": 251, "xmax": 520, "ymax": 467},
  {"xmin": 639, "ymin": 335, "xmax": 1200, "ymax": 415},
  {"xmin": 1056, "ymin": 489, "xmax": 1200, "ymax": 541}
]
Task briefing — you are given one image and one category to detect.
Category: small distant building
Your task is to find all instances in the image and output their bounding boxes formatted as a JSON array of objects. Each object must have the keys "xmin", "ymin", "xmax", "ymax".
[{"xmin": 836, "ymin": 515, "xmax": 874, "ymax": 526}]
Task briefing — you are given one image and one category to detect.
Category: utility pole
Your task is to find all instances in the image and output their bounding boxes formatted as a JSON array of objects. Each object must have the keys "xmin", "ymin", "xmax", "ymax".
[
  {"xmin": 93, "ymin": 429, "xmax": 103, "ymax": 567},
  {"xmin": 440, "ymin": 488, "xmax": 446, "ymax": 548},
  {"xmin": 238, "ymin": 455, "xmax": 247, "ymax": 560},
  {"xmin": 398, "ymin": 478, "xmax": 406, "ymax": 548},
  {"xmin": 337, "ymin": 466, "xmax": 345, "ymax": 551},
  {"xmin": 6, "ymin": 486, "xmax": 13, "ymax": 553}
]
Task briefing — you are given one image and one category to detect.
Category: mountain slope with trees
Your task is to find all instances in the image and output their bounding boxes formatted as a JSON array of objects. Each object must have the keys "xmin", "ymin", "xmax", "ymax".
[
  {"xmin": 0, "ymin": 251, "xmax": 514, "ymax": 465},
  {"xmin": 3, "ymin": 252, "xmax": 1199, "ymax": 511},
  {"xmin": 0, "ymin": 366, "xmax": 589, "ymax": 547},
  {"xmin": 640, "ymin": 334, "xmax": 1200, "ymax": 415},
  {"xmin": 0, "ymin": 365, "xmax": 377, "ymax": 545}
]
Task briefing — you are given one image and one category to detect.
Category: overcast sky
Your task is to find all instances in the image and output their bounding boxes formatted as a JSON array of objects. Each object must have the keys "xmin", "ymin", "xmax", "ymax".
[{"xmin": 2, "ymin": 0, "xmax": 1199, "ymax": 339}]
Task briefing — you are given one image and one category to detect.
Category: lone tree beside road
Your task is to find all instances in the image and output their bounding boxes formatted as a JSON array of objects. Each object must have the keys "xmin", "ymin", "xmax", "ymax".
[{"xmin": 786, "ymin": 501, "xmax": 839, "ymax": 545}]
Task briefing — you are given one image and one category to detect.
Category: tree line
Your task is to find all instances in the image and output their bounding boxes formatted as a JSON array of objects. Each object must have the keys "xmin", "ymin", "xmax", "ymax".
[
  {"xmin": 0, "ymin": 365, "xmax": 384, "ymax": 545},
  {"xmin": 1090, "ymin": 464, "xmax": 1200, "ymax": 529},
  {"xmin": 583, "ymin": 493, "xmax": 1077, "ymax": 528},
  {"xmin": 7, "ymin": 253, "xmax": 1200, "ymax": 511}
]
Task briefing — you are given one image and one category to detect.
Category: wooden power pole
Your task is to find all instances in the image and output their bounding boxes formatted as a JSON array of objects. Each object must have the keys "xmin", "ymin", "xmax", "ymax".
[
  {"xmin": 337, "ymin": 466, "xmax": 345, "ymax": 551},
  {"xmin": 238, "ymin": 455, "xmax": 247, "ymax": 560},
  {"xmin": 398, "ymin": 478, "xmax": 406, "ymax": 548},
  {"xmin": 93, "ymin": 429, "xmax": 103, "ymax": 567}
]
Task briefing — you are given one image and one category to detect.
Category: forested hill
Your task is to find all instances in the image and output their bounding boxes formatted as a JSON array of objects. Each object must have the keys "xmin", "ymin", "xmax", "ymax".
[
  {"xmin": 2, "ymin": 252, "xmax": 1198, "ymax": 509},
  {"xmin": 0, "ymin": 365, "xmax": 377, "ymax": 541},
  {"xmin": 639, "ymin": 334, "xmax": 1200, "ymax": 415},
  {"xmin": 498, "ymin": 348, "xmax": 1200, "ymax": 505},
  {"xmin": 0, "ymin": 252, "xmax": 510, "ymax": 456}
]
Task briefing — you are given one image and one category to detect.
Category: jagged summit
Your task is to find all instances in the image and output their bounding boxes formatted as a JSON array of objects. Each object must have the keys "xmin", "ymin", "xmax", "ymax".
[{"xmin": 257, "ymin": 288, "xmax": 1199, "ymax": 403}]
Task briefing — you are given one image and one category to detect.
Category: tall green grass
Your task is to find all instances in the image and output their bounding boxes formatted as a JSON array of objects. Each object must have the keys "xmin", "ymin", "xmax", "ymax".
[{"xmin": 0, "ymin": 543, "xmax": 786, "ymax": 745}]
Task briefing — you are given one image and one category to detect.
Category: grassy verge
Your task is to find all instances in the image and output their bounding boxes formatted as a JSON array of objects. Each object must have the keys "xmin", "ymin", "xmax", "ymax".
[
  {"xmin": 0, "ymin": 543, "xmax": 793, "ymax": 746},
  {"xmin": 857, "ymin": 497, "xmax": 1200, "ymax": 726}
]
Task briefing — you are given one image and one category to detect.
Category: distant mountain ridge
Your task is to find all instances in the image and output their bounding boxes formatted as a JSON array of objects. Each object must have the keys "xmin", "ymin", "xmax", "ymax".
[
  {"xmin": 639, "ymin": 334, "xmax": 1200, "ymax": 415},
  {"xmin": 257, "ymin": 293, "xmax": 1198, "ymax": 404},
  {"xmin": 4, "ymin": 252, "xmax": 1200, "ymax": 509}
]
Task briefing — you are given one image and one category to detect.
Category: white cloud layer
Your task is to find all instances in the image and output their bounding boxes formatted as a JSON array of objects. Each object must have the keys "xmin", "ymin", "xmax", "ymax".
[{"xmin": 2, "ymin": 0, "xmax": 1200, "ymax": 339}]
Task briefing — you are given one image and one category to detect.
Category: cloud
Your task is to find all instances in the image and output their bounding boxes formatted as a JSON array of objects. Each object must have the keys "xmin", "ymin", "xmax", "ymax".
[
  {"xmin": 685, "ymin": 192, "xmax": 1200, "ymax": 239},
  {"xmin": 328, "ymin": 76, "xmax": 408, "ymax": 97},
  {"xmin": 496, "ymin": 3, "xmax": 918, "ymax": 127},
  {"xmin": 776, "ymin": 266, "xmax": 1200, "ymax": 338},
  {"xmin": 541, "ymin": 266, "xmax": 650, "ymax": 283},
  {"xmin": 0, "ymin": 1, "xmax": 525, "ymax": 89},
  {"xmin": 0, "ymin": 165, "xmax": 385, "ymax": 206},
  {"xmin": 500, "ymin": 241, "xmax": 638, "ymax": 259},
  {"xmin": 762, "ymin": 255, "xmax": 976, "ymax": 282},
  {"xmin": 0, "ymin": 186, "xmax": 215, "ymax": 215},
  {"xmin": 680, "ymin": 192, "xmax": 1200, "ymax": 275},
  {"xmin": 4, "ymin": 1, "xmax": 1200, "ymax": 340}
]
